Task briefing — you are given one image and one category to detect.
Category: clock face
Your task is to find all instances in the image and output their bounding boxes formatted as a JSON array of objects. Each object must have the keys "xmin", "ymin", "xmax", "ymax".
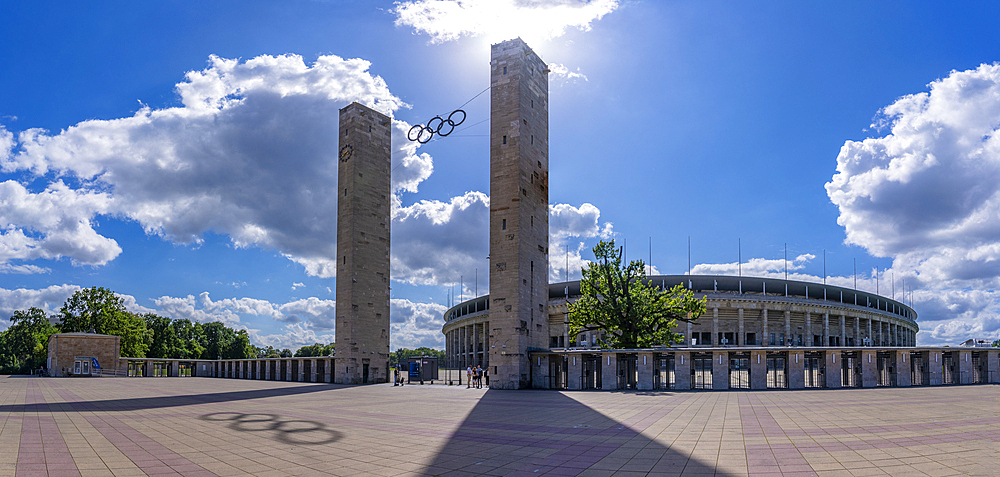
[{"xmin": 339, "ymin": 144, "xmax": 353, "ymax": 162}]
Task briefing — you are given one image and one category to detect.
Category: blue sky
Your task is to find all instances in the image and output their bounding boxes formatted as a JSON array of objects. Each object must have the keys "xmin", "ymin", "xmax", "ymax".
[{"xmin": 2, "ymin": 0, "xmax": 1000, "ymax": 349}]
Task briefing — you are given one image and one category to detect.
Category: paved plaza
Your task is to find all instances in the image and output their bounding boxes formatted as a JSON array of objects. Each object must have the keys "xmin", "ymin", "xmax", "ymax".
[{"xmin": 1, "ymin": 376, "xmax": 997, "ymax": 477}]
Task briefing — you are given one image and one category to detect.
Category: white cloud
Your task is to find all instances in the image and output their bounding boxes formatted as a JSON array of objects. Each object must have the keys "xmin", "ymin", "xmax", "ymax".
[
  {"xmin": 690, "ymin": 254, "xmax": 816, "ymax": 278},
  {"xmin": 548, "ymin": 202, "xmax": 613, "ymax": 282},
  {"xmin": 548, "ymin": 63, "xmax": 588, "ymax": 83},
  {"xmin": 0, "ymin": 284, "xmax": 80, "ymax": 328},
  {"xmin": 826, "ymin": 63, "xmax": 1000, "ymax": 346},
  {"xmin": 0, "ymin": 263, "xmax": 50, "ymax": 274},
  {"xmin": 0, "ymin": 180, "xmax": 120, "ymax": 266},
  {"xmin": 1, "ymin": 54, "xmax": 438, "ymax": 277},
  {"xmin": 247, "ymin": 322, "xmax": 336, "ymax": 351},
  {"xmin": 291, "ymin": 282, "xmax": 305, "ymax": 290},
  {"xmin": 393, "ymin": 0, "xmax": 620, "ymax": 45},
  {"xmin": 390, "ymin": 298, "xmax": 447, "ymax": 349}
]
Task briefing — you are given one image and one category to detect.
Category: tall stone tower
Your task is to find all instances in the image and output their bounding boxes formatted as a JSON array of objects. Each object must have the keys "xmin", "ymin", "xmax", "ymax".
[
  {"xmin": 335, "ymin": 102, "xmax": 391, "ymax": 384},
  {"xmin": 489, "ymin": 38, "xmax": 549, "ymax": 389}
]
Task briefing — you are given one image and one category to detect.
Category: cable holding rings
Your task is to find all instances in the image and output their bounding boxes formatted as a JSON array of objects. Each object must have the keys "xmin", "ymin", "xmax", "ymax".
[{"xmin": 407, "ymin": 109, "xmax": 466, "ymax": 144}]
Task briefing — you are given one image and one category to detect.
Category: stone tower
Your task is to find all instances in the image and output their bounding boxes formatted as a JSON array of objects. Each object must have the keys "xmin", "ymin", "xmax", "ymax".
[
  {"xmin": 489, "ymin": 38, "xmax": 549, "ymax": 389},
  {"xmin": 335, "ymin": 102, "xmax": 391, "ymax": 384}
]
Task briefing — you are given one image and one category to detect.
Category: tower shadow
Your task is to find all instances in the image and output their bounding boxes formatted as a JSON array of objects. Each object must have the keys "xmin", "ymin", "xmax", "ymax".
[{"xmin": 420, "ymin": 389, "xmax": 733, "ymax": 476}]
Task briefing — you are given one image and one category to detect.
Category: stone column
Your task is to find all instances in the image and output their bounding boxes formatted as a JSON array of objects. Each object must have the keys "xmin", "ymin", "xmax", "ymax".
[
  {"xmin": 987, "ymin": 350, "xmax": 1000, "ymax": 384},
  {"xmin": 861, "ymin": 350, "xmax": 877, "ymax": 387},
  {"xmin": 853, "ymin": 317, "xmax": 860, "ymax": 346},
  {"xmin": 788, "ymin": 350, "xmax": 805, "ymax": 389},
  {"xmin": 712, "ymin": 351, "xmax": 729, "ymax": 390},
  {"xmin": 762, "ymin": 309, "xmax": 769, "ymax": 346},
  {"xmin": 823, "ymin": 313, "xmax": 830, "ymax": 346},
  {"xmin": 958, "ymin": 350, "xmax": 974, "ymax": 384},
  {"xmin": 474, "ymin": 324, "xmax": 480, "ymax": 366},
  {"xmin": 567, "ymin": 354, "xmax": 582, "ymax": 390},
  {"xmin": 738, "ymin": 308, "xmax": 744, "ymax": 346},
  {"xmin": 601, "ymin": 352, "xmax": 617, "ymax": 390},
  {"xmin": 532, "ymin": 354, "xmax": 549, "ymax": 389},
  {"xmin": 712, "ymin": 308, "xmax": 719, "ymax": 346},
  {"xmin": 866, "ymin": 318, "xmax": 872, "ymax": 345},
  {"xmin": 637, "ymin": 352, "xmax": 654, "ymax": 391},
  {"xmin": 687, "ymin": 321, "xmax": 693, "ymax": 346},
  {"xmin": 750, "ymin": 350, "xmax": 767, "ymax": 390},
  {"xmin": 839, "ymin": 315, "xmax": 846, "ymax": 346},
  {"xmin": 784, "ymin": 310, "xmax": 791, "ymax": 346},
  {"xmin": 674, "ymin": 352, "xmax": 691, "ymax": 390},
  {"xmin": 825, "ymin": 351, "xmax": 842, "ymax": 388},
  {"xmin": 895, "ymin": 351, "xmax": 911, "ymax": 387},
  {"xmin": 286, "ymin": 359, "xmax": 293, "ymax": 381},
  {"xmin": 928, "ymin": 351, "xmax": 943, "ymax": 385},
  {"xmin": 805, "ymin": 312, "xmax": 812, "ymax": 346}
]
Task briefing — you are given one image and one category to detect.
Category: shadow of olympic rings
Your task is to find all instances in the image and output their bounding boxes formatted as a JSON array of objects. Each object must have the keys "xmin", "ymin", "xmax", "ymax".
[{"xmin": 200, "ymin": 412, "xmax": 343, "ymax": 445}]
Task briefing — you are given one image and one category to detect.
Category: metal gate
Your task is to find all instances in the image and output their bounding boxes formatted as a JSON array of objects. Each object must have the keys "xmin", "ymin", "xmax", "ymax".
[
  {"xmin": 654, "ymin": 354, "xmax": 675, "ymax": 390},
  {"xmin": 316, "ymin": 359, "xmax": 325, "ymax": 383},
  {"xmin": 841, "ymin": 352, "xmax": 861, "ymax": 388},
  {"xmin": 582, "ymin": 354, "xmax": 602, "ymax": 390},
  {"xmin": 617, "ymin": 354, "xmax": 638, "ymax": 390},
  {"xmin": 692, "ymin": 353, "xmax": 713, "ymax": 390},
  {"xmin": 766, "ymin": 352, "xmax": 787, "ymax": 389},
  {"xmin": 729, "ymin": 352, "xmax": 750, "ymax": 389},
  {"xmin": 279, "ymin": 360, "xmax": 287, "ymax": 381},
  {"xmin": 549, "ymin": 356, "xmax": 568, "ymax": 389},
  {"xmin": 804, "ymin": 352, "xmax": 824, "ymax": 388},
  {"xmin": 942, "ymin": 352, "xmax": 956, "ymax": 384},
  {"xmin": 876, "ymin": 351, "xmax": 895, "ymax": 387},
  {"xmin": 910, "ymin": 352, "xmax": 927, "ymax": 386},
  {"xmin": 304, "ymin": 360, "xmax": 312, "ymax": 382}
]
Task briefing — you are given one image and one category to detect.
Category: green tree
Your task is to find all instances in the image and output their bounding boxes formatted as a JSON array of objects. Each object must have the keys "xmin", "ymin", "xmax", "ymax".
[
  {"xmin": 294, "ymin": 342, "xmax": 335, "ymax": 357},
  {"xmin": 568, "ymin": 239, "xmax": 706, "ymax": 349},
  {"xmin": 144, "ymin": 313, "xmax": 178, "ymax": 359},
  {"xmin": 390, "ymin": 347, "xmax": 445, "ymax": 367},
  {"xmin": 0, "ymin": 307, "xmax": 59, "ymax": 374},
  {"xmin": 172, "ymin": 319, "xmax": 206, "ymax": 359},
  {"xmin": 59, "ymin": 287, "xmax": 151, "ymax": 358}
]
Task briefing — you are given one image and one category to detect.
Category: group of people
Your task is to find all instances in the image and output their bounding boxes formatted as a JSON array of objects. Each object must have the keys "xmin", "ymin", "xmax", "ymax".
[{"xmin": 466, "ymin": 365, "xmax": 486, "ymax": 388}]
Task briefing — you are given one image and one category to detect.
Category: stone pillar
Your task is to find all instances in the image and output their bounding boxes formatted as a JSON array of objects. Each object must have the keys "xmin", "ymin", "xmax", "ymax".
[
  {"xmin": 853, "ymin": 317, "xmax": 860, "ymax": 346},
  {"xmin": 687, "ymin": 321, "xmax": 693, "ymax": 346},
  {"xmin": 958, "ymin": 350, "xmax": 974, "ymax": 384},
  {"xmin": 861, "ymin": 350, "xmax": 877, "ymax": 387},
  {"xmin": 839, "ymin": 315, "xmax": 846, "ymax": 346},
  {"xmin": 824, "ymin": 351, "xmax": 842, "ymax": 388},
  {"xmin": 762, "ymin": 309, "xmax": 769, "ymax": 346},
  {"xmin": 637, "ymin": 352, "xmax": 654, "ymax": 391},
  {"xmin": 738, "ymin": 308, "xmax": 744, "ymax": 346},
  {"xmin": 532, "ymin": 354, "xmax": 549, "ymax": 389},
  {"xmin": 488, "ymin": 38, "xmax": 550, "ymax": 390},
  {"xmin": 784, "ymin": 310, "xmax": 791, "ymax": 346},
  {"xmin": 286, "ymin": 359, "xmax": 293, "ymax": 381},
  {"xmin": 823, "ymin": 313, "xmax": 830, "ymax": 346},
  {"xmin": 866, "ymin": 318, "xmax": 872, "ymax": 345},
  {"xmin": 674, "ymin": 352, "xmax": 691, "ymax": 390},
  {"xmin": 264, "ymin": 360, "xmax": 270, "ymax": 380},
  {"xmin": 567, "ymin": 354, "xmax": 582, "ymax": 390},
  {"xmin": 712, "ymin": 351, "xmax": 729, "ymax": 390},
  {"xmin": 601, "ymin": 353, "xmax": 617, "ymax": 390},
  {"xmin": 750, "ymin": 350, "xmax": 767, "ymax": 390},
  {"xmin": 335, "ymin": 101, "xmax": 392, "ymax": 385},
  {"xmin": 805, "ymin": 312, "xmax": 812, "ymax": 346},
  {"xmin": 895, "ymin": 351, "xmax": 911, "ymax": 387},
  {"xmin": 474, "ymin": 324, "xmax": 480, "ymax": 366},
  {"xmin": 788, "ymin": 350, "xmax": 804, "ymax": 389},
  {"xmin": 712, "ymin": 308, "xmax": 719, "ymax": 346}
]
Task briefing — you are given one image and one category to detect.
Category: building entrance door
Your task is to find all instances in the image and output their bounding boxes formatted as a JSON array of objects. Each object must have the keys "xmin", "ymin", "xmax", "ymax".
[
  {"xmin": 617, "ymin": 354, "xmax": 637, "ymax": 390},
  {"xmin": 654, "ymin": 354, "xmax": 674, "ymax": 390},
  {"xmin": 804, "ymin": 352, "xmax": 824, "ymax": 388},
  {"xmin": 729, "ymin": 352, "xmax": 749, "ymax": 389},
  {"xmin": 766, "ymin": 353, "xmax": 787, "ymax": 388},
  {"xmin": 691, "ymin": 353, "xmax": 713, "ymax": 390}
]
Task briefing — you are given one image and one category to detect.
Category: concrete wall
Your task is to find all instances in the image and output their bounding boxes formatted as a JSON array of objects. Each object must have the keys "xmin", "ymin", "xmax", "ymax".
[
  {"xmin": 824, "ymin": 351, "xmax": 842, "ymax": 388},
  {"xmin": 750, "ymin": 351, "xmax": 767, "ymax": 390},
  {"xmin": 788, "ymin": 351, "xmax": 805, "ymax": 389},
  {"xmin": 675, "ymin": 352, "xmax": 691, "ymax": 390},
  {"xmin": 861, "ymin": 350, "xmax": 877, "ymax": 387},
  {"xmin": 637, "ymin": 352, "xmax": 654, "ymax": 391},
  {"xmin": 602, "ymin": 353, "xmax": 617, "ymax": 390},
  {"xmin": 47, "ymin": 333, "xmax": 120, "ymax": 377},
  {"xmin": 712, "ymin": 351, "xmax": 729, "ymax": 390}
]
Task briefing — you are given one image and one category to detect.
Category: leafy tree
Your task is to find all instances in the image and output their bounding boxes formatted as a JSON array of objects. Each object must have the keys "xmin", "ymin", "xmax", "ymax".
[
  {"xmin": 59, "ymin": 287, "xmax": 151, "ymax": 358},
  {"xmin": 172, "ymin": 319, "xmax": 206, "ymax": 359},
  {"xmin": 144, "ymin": 313, "xmax": 178, "ymax": 359},
  {"xmin": 390, "ymin": 347, "xmax": 445, "ymax": 367},
  {"xmin": 0, "ymin": 307, "xmax": 59, "ymax": 374},
  {"xmin": 279, "ymin": 348, "xmax": 293, "ymax": 358},
  {"xmin": 294, "ymin": 342, "xmax": 335, "ymax": 357},
  {"xmin": 569, "ymin": 239, "xmax": 706, "ymax": 349}
]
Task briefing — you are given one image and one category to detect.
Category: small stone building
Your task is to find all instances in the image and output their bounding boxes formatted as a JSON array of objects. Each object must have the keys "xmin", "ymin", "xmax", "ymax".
[{"xmin": 47, "ymin": 333, "xmax": 120, "ymax": 377}]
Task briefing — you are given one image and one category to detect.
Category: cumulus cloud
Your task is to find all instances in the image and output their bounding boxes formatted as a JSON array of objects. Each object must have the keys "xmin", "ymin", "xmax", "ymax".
[
  {"xmin": 393, "ymin": 0, "xmax": 620, "ymax": 44},
  {"xmin": 390, "ymin": 298, "xmax": 448, "ymax": 349},
  {"xmin": 392, "ymin": 191, "xmax": 490, "ymax": 287},
  {"xmin": 548, "ymin": 63, "xmax": 588, "ymax": 83},
  {"xmin": 0, "ymin": 284, "xmax": 80, "ymax": 328},
  {"xmin": 549, "ymin": 202, "xmax": 613, "ymax": 282},
  {"xmin": 248, "ymin": 322, "xmax": 336, "ymax": 351},
  {"xmin": 691, "ymin": 254, "xmax": 816, "ymax": 278},
  {"xmin": 1, "ymin": 54, "xmax": 438, "ymax": 277},
  {"xmin": 826, "ymin": 63, "xmax": 1000, "ymax": 345}
]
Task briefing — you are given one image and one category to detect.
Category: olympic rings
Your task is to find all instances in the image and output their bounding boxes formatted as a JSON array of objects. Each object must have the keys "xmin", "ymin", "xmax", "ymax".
[
  {"xmin": 407, "ymin": 109, "xmax": 467, "ymax": 144},
  {"xmin": 200, "ymin": 412, "xmax": 343, "ymax": 445}
]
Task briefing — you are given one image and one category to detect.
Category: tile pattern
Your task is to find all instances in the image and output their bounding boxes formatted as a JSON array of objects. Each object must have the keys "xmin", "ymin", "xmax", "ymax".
[{"xmin": 0, "ymin": 376, "xmax": 997, "ymax": 476}]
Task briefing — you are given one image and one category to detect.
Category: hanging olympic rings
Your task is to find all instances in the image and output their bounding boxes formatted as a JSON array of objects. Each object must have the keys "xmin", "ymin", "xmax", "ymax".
[{"xmin": 407, "ymin": 109, "xmax": 466, "ymax": 144}]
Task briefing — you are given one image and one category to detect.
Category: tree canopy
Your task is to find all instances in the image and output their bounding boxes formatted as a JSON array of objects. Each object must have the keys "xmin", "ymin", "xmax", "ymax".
[
  {"xmin": 0, "ymin": 307, "xmax": 58, "ymax": 374},
  {"xmin": 569, "ymin": 239, "xmax": 706, "ymax": 349}
]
